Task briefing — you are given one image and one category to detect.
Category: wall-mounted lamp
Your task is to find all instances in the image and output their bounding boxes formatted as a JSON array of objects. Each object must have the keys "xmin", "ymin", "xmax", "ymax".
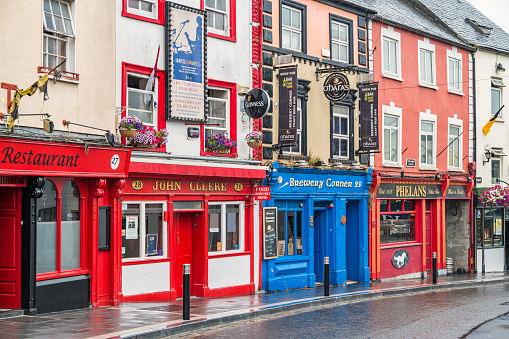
[
  {"xmin": 63, "ymin": 120, "xmax": 117, "ymax": 147},
  {"xmin": 497, "ymin": 63, "xmax": 506, "ymax": 72},
  {"xmin": 483, "ymin": 149, "xmax": 492, "ymax": 165}
]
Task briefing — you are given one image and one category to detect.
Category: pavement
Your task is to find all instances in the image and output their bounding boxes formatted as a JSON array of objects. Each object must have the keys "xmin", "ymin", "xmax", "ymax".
[{"xmin": 1, "ymin": 273, "xmax": 509, "ymax": 339}]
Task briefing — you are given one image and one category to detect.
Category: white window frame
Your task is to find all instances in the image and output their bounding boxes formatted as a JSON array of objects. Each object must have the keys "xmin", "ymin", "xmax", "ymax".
[
  {"xmin": 491, "ymin": 157, "xmax": 502, "ymax": 185},
  {"xmin": 448, "ymin": 115, "xmax": 463, "ymax": 171},
  {"xmin": 126, "ymin": 72, "xmax": 157, "ymax": 128},
  {"xmin": 281, "ymin": 5, "xmax": 302, "ymax": 52},
  {"xmin": 418, "ymin": 38, "xmax": 438, "ymax": 89},
  {"xmin": 126, "ymin": 0, "xmax": 158, "ymax": 20},
  {"xmin": 121, "ymin": 201, "xmax": 168, "ymax": 262},
  {"xmin": 419, "ymin": 110, "xmax": 437, "ymax": 169},
  {"xmin": 447, "ymin": 46, "xmax": 463, "ymax": 95},
  {"xmin": 382, "ymin": 102, "xmax": 402, "ymax": 167},
  {"xmin": 289, "ymin": 97, "xmax": 303, "ymax": 155},
  {"xmin": 208, "ymin": 201, "xmax": 245, "ymax": 254},
  {"xmin": 491, "ymin": 79, "xmax": 504, "ymax": 117},
  {"xmin": 205, "ymin": 0, "xmax": 230, "ymax": 36},
  {"xmin": 331, "ymin": 21, "xmax": 349, "ymax": 63},
  {"xmin": 333, "ymin": 104, "xmax": 349, "ymax": 159},
  {"xmin": 205, "ymin": 86, "xmax": 230, "ymax": 138},
  {"xmin": 381, "ymin": 26, "xmax": 402, "ymax": 81}
]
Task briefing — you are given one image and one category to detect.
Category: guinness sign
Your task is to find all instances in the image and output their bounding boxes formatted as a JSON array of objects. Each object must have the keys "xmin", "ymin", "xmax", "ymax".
[
  {"xmin": 244, "ymin": 88, "xmax": 270, "ymax": 119},
  {"xmin": 323, "ymin": 73, "xmax": 350, "ymax": 102}
]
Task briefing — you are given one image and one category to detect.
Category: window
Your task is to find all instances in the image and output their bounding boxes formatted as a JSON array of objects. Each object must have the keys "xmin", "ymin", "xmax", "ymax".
[
  {"xmin": 122, "ymin": 202, "xmax": 166, "ymax": 260},
  {"xmin": 448, "ymin": 57, "xmax": 462, "ymax": 93},
  {"xmin": 381, "ymin": 26, "xmax": 401, "ymax": 80},
  {"xmin": 419, "ymin": 110, "xmax": 436, "ymax": 168},
  {"xmin": 483, "ymin": 208, "xmax": 504, "ymax": 247},
  {"xmin": 125, "ymin": 0, "xmax": 157, "ymax": 20},
  {"xmin": 492, "ymin": 157, "xmax": 501, "ymax": 185},
  {"xmin": 280, "ymin": 1, "xmax": 306, "ymax": 53},
  {"xmin": 418, "ymin": 38, "xmax": 436, "ymax": 87},
  {"xmin": 205, "ymin": 87, "xmax": 229, "ymax": 138},
  {"xmin": 449, "ymin": 125, "xmax": 461, "ymax": 169},
  {"xmin": 127, "ymin": 73, "xmax": 156, "ymax": 127},
  {"xmin": 43, "ymin": 0, "xmax": 75, "ymax": 73},
  {"xmin": 331, "ymin": 20, "xmax": 349, "ymax": 63},
  {"xmin": 383, "ymin": 113, "xmax": 400, "ymax": 165},
  {"xmin": 277, "ymin": 209, "xmax": 303, "ymax": 256},
  {"xmin": 491, "ymin": 78, "xmax": 505, "ymax": 116},
  {"xmin": 289, "ymin": 98, "xmax": 303, "ymax": 154},
  {"xmin": 380, "ymin": 199, "xmax": 416, "ymax": 244},
  {"xmin": 205, "ymin": 0, "xmax": 228, "ymax": 35},
  {"xmin": 333, "ymin": 105, "xmax": 349, "ymax": 159},
  {"xmin": 208, "ymin": 202, "xmax": 244, "ymax": 253},
  {"xmin": 37, "ymin": 180, "xmax": 81, "ymax": 275}
]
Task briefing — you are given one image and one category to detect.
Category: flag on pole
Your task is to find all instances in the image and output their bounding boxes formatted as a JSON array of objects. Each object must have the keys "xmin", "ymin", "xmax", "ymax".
[
  {"xmin": 8, "ymin": 75, "xmax": 49, "ymax": 132},
  {"xmin": 483, "ymin": 105, "xmax": 505, "ymax": 136},
  {"xmin": 145, "ymin": 45, "xmax": 160, "ymax": 92}
]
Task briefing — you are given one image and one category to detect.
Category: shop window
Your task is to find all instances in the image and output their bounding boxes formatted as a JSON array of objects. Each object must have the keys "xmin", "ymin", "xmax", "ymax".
[
  {"xmin": 332, "ymin": 104, "xmax": 349, "ymax": 159},
  {"xmin": 483, "ymin": 208, "xmax": 504, "ymax": 247},
  {"xmin": 381, "ymin": 26, "xmax": 401, "ymax": 80},
  {"xmin": 380, "ymin": 199, "xmax": 416, "ymax": 244},
  {"xmin": 418, "ymin": 38, "xmax": 436, "ymax": 88},
  {"xmin": 122, "ymin": 202, "xmax": 166, "ymax": 260},
  {"xmin": 36, "ymin": 180, "xmax": 81, "ymax": 275},
  {"xmin": 208, "ymin": 202, "xmax": 244, "ymax": 253},
  {"xmin": 277, "ymin": 209, "xmax": 303, "ymax": 256},
  {"xmin": 491, "ymin": 78, "xmax": 504, "ymax": 116},
  {"xmin": 42, "ymin": 0, "xmax": 76, "ymax": 73},
  {"xmin": 280, "ymin": 0, "xmax": 307, "ymax": 53},
  {"xmin": 330, "ymin": 15, "xmax": 352, "ymax": 64}
]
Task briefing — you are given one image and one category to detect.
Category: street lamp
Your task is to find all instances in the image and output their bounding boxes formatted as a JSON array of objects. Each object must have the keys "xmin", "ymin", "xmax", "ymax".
[{"xmin": 483, "ymin": 149, "xmax": 492, "ymax": 165}]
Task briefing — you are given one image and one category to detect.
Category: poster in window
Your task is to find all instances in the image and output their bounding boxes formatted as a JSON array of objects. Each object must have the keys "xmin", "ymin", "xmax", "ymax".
[
  {"xmin": 359, "ymin": 84, "xmax": 379, "ymax": 151},
  {"xmin": 496, "ymin": 219, "xmax": 503, "ymax": 235},
  {"xmin": 126, "ymin": 216, "xmax": 138, "ymax": 239},
  {"xmin": 227, "ymin": 213, "xmax": 237, "ymax": 232},
  {"xmin": 278, "ymin": 67, "xmax": 297, "ymax": 147},
  {"xmin": 147, "ymin": 234, "xmax": 158, "ymax": 256},
  {"xmin": 209, "ymin": 213, "xmax": 220, "ymax": 233},
  {"xmin": 166, "ymin": 2, "xmax": 207, "ymax": 122}
]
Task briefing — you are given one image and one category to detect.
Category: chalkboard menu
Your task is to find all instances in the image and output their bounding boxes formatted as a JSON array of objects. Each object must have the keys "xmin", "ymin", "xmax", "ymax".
[{"xmin": 263, "ymin": 207, "xmax": 278, "ymax": 259}]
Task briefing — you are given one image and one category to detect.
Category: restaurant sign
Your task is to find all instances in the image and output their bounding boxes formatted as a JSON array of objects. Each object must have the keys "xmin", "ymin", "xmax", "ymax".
[{"xmin": 377, "ymin": 183, "xmax": 442, "ymax": 199}]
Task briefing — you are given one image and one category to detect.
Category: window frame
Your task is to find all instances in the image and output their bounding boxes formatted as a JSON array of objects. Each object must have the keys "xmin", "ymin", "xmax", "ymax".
[
  {"xmin": 126, "ymin": 72, "xmax": 158, "ymax": 128},
  {"xmin": 419, "ymin": 110, "xmax": 437, "ymax": 169},
  {"xmin": 382, "ymin": 103, "xmax": 402, "ymax": 167},
  {"xmin": 447, "ymin": 46, "xmax": 463, "ymax": 95},
  {"xmin": 447, "ymin": 116, "xmax": 463, "ymax": 171},
  {"xmin": 381, "ymin": 26, "xmax": 402, "ymax": 81},
  {"xmin": 418, "ymin": 38, "xmax": 437, "ymax": 89},
  {"xmin": 379, "ymin": 199, "xmax": 417, "ymax": 245},
  {"xmin": 200, "ymin": 0, "xmax": 236, "ymax": 42},
  {"xmin": 329, "ymin": 14, "xmax": 353, "ymax": 64},
  {"xmin": 280, "ymin": 0, "xmax": 307, "ymax": 54},
  {"xmin": 491, "ymin": 156, "xmax": 502, "ymax": 185},
  {"xmin": 276, "ymin": 208, "xmax": 303, "ymax": 257},
  {"xmin": 201, "ymin": 79, "xmax": 238, "ymax": 157},
  {"xmin": 122, "ymin": 0, "xmax": 162, "ymax": 24},
  {"xmin": 121, "ymin": 201, "xmax": 168, "ymax": 262},
  {"xmin": 207, "ymin": 201, "xmax": 245, "ymax": 255},
  {"xmin": 332, "ymin": 104, "xmax": 350, "ymax": 160},
  {"xmin": 491, "ymin": 79, "xmax": 504, "ymax": 117}
]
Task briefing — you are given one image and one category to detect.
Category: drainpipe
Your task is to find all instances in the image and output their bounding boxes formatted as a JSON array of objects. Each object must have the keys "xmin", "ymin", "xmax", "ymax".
[{"xmin": 472, "ymin": 50, "xmax": 477, "ymax": 273}]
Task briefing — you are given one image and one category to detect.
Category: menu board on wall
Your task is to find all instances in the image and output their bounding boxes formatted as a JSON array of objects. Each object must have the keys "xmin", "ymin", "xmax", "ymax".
[{"xmin": 263, "ymin": 207, "xmax": 278, "ymax": 259}]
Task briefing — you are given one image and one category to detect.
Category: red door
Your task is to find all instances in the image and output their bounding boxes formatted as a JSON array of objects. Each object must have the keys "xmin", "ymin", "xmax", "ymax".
[
  {"xmin": 425, "ymin": 213, "xmax": 431, "ymax": 271},
  {"xmin": 174, "ymin": 212, "xmax": 194, "ymax": 298},
  {"xmin": 0, "ymin": 188, "xmax": 21, "ymax": 309}
]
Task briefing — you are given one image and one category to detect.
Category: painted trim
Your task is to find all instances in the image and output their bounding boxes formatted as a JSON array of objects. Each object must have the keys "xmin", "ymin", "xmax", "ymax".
[
  {"xmin": 206, "ymin": 283, "xmax": 253, "ymax": 297},
  {"xmin": 119, "ymin": 290, "xmax": 172, "ymax": 302},
  {"xmin": 200, "ymin": 0, "xmax": 237, "ymax": 42},
  {"xmin": 208, "ymin": 250, "xmax": 251, "ymax": 259},
  {"xmin": 121, "ymin": 0, "xmax": 163, "ymax": 25},
  {"xmin": 121, "ymin": 258, "xmax": 171, "ymax": 266},
  {"xmin": 36, "ymin": 269, "xmax": 90, "ymax": 281}
]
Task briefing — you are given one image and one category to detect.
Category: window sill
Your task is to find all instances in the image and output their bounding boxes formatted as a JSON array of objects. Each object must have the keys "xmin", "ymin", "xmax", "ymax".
[
  {"xmin": 208, "ymin": 31, "xmax": 236, "ymax": 43},
  {"xmin": 38, "ymin": 66, "xmax": 80, "ymax": 83},
  {"xmin": 494, "ymin": 118, "xmax": 505, "ymax": 123},
  {"xmin": 381, "ymin": 242, "xmax": 422, "ymax": 249},
  {"xmin": 122, "ymin": 257, "xmax": 170, "ymax": 266},
  {"xmin": 201, "ymin": 150, "xmax": 238, "ymax": 157},
  {"xmin": 36, "ymin": 269, "xmax": 90, "ymax": 281},
  {"xmin": 447, "ymin": 168, "xmax": 464, "ymax": 173},
  {"xmin": 448, "ymin": 89, "xmax": 464, "ymax": 96},
  {"xmin": 419, "ymin": 81, "xmax": 439, "ymax": 90},
  {"xmin": 383, "ymin": 162, "xmax": 403, "ymax": 168},
  {"xmin": 419, "ymin": 166, "xmax": 438, "ymax": 171},
  {"xmin": 382, "ymin": 72, "xmax": 403, "ymax": 82},
  {"xmin": 208, "ymin": 250, "xmax": 249, "ymax": 259}
]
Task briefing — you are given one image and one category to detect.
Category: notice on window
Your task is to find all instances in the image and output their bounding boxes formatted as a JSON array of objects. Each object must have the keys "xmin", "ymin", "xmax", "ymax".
[
  {"xmin": 496, "ymin": 219, "xmax": 503, "ymax": 235},
  {"xmin": 126, "ymin": 216, "xmax": 138, "ymax": 239},
  {"xmin": 209, "ymin": 213, "xmax": 220, "ymax": 233},
  {"xmin": 146, "ymin": 234, "xmax": 158, "ymax": 256},
  {"xmin": 227, "ymin": 213, "xmax": 237, "ymax": 232}
]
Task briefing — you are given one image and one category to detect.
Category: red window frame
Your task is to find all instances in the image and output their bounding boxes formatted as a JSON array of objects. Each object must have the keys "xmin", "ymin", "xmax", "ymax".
[
  {"xmin": 379, "ymin": 199, "xmax": 418, "ymax": 246},
  {"xmin": 121, "ymin": 62, "xmax": 166, "ymax": 149},
  {"xmin": 121, "ymin": 0, "xmax": 165, "ymax": 25},
  {"xmin": 201, "ymin": 79, "xmax": 238, "ymax": 157},
  {"xmin": 36, "ymin": 178, "xmax": 89, "ymax": 281},
  {"xmin": 200, "ymin": 0, "xmax": 237, "ymax": 42}
]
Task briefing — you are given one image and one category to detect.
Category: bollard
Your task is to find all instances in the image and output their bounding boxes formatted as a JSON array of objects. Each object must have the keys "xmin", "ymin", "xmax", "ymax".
[
  {"xmin": 432, "ymin": 252, "xmax": 437, "ymax": 285},
  {"xmin": 183, "ymin": 264, "xmax": 190, "ymax": 320},
  {"xmin": 324, "ymin": 257, "xmax": 329, "ymax": 297}
]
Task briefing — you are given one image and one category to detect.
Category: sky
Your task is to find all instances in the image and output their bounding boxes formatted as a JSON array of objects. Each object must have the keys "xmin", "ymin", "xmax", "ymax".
[{"xmin": 465, "ymin": 0, "xmax": 509, "ymax": 34}]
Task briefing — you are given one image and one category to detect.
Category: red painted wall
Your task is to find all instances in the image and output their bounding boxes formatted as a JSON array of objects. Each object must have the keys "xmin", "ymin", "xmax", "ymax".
[{"xmin": 380, "ymin": 245, "xmax": 423, "ymax": 279}]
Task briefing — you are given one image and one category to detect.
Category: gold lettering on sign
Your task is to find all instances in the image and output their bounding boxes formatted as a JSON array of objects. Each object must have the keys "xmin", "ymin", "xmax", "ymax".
[
  {"xmin": 234, "ymin": 183, "xmax": 243, "ymax": 192},
  {"xmin": 189, "ymin": 182, "xmax": 227, "ymax": 192},
  {"xmin": 132, "ymin": 180, "xmax": 143, "ymax": 190},
  {"xmin": 152, "ymin": 181, "xmax": 182, "ymax": 191},
  {"xmin": 395, "ymin": 185, "xmax": 427, "ymax": 197}
]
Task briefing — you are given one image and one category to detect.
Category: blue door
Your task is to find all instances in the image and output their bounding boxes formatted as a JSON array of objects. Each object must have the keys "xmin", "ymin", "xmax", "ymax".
[{"xmin": 314, "ymin": 210, "xmax": 326, "ymax": 282}]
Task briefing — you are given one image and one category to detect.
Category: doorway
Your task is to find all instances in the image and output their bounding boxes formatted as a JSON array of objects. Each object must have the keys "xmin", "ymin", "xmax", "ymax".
[
  {"xmin": 174, "ymin": 212, "xmax": 201, "ymax": 298},
  {"xmin": 345, "ymin": 200, "xmax": 360, "ymax": 282},
  {"xmin": 0, "ymin": 188, "xmax": 21, "ymax": 309},
  {"xmin": 313, "ymin": 209, "xmax": 327, "ymax": 283}
]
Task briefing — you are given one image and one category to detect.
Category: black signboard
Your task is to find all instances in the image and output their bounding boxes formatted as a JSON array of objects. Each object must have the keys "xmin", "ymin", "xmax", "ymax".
[
  {"xmin": 446, "ymin": 185, "xmax": 467, "ymax": 199},
  {"xmin": 323, "ymin": 73, "xmax": 350, "ymax": 102},
  {"xmin": 278, "ymin": 67, "xmax": 297, "ymax": 147},
  {"xmin": 475, "ymin": 209, "xmax": 482, "ymax": 247},
  {"xmin": 406, "ymin": 159, "xmax": 416, "ymax": 167},
  {"xmin": 377, "ymin": 183, "xmax": 442, "ymax": 199},
  {"xmin": 359, "ymin": 84, "xmax": 379, "ymax": 151},
  {"xmin": 263, "ymin": 207, "xmax": 278, "ymax": 259},
  {"xmin": 244, "ymin": 88, "xmax": 270, "ymax": 119}
]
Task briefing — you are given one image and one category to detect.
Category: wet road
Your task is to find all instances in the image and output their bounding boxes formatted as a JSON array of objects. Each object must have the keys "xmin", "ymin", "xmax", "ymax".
[{"xmin": 173, "ymin": 283, "xmax": 509, "ymax": 339}]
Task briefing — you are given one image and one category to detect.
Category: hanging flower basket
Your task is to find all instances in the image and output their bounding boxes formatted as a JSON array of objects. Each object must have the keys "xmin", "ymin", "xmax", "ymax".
[
  {"xmin": 119, "ymin": 129, "xmax": 138, "ymax": 138},
  {"xmin": 247, "ymin": 141, "xmax": 262, "ymax": 148},
  {"xmin": 245, "ymin": 131, "xmax": 264, "ymax": 148}
]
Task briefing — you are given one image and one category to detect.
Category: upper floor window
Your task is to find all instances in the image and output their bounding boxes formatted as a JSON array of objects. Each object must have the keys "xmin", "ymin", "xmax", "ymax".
[
  {"xmin": 418, "ymin": 38, "xmax": 437, "ymax": 88},
  {"xmin": 384, "ymin": 115, "xmax": 400, "ymax": 164},
  {"xmin": 381, "ymin": 26, "xmax": 401, "ymax": 80},
  {"xmin": 331, "ymin": 20, "xmax": 349, "ymax": 63},
  {"xmin": 492, "ymin": 157, "xmax": 501, "ymax": 185},
  {"xmin": 43, "ymin": 0, "xmax": 75, "ymax": 73},
  {"xmin": 127, "ymin": 73, "xmax": 156, "ymax": 127},
  {"xmin": 126, "ymin": 0, "xmax": 157, "ymax": 20},
  {"xmin": 332, "ymin": 105, "xmax": 349, "ymax": 159},
  {"xmin": 449, "ymin": 125, "xmax": 461, "ymax": 169},
  {"xmin": 205, "ymin": 0, "xmax": 228, "ymax": 35},
  {"xmin": 419, "ymin": 110, "xmax": 436, "ymax": 169},
  {"xmin": 491, "ymin": 78, "xmax": 505, "ymax": 116},
  {"xmin": 205, "ymin": 87, "xmax": 229, "ymax": 138},
  {"xmin": 448, "ymin": 58, "xmax": 461, "ymax": 92},
  {"xmin": 280, "ymin": 1, "xmax": 306, "ymax": 53}
]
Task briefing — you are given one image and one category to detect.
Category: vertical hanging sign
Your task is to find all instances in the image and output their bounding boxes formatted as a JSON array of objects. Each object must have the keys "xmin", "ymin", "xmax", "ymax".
[
  {"xmin": 166, "ymin": 2, "xmax": 207, "ymax": 122},
  {"xmin": 359, "ymin": 84, "xmax": 379, "ymax": 151},
  {"xmin": 278, "ymin": 67, "xmax": 297, "ymax": 147}
]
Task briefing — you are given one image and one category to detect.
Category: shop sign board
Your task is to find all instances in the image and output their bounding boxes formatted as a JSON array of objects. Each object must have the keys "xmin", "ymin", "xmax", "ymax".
[
  {"xmin": 0, "ymin": 138, "xmax": 131, "ymax": 177},
  {"xmin": 446, "ymin": 185, "xmax": 467, "ymax": 199},
  {"xmin": 244, "ymin": 88, "xmax": 271, "ymax": 119},
  {"xmin": 278, "ymin": 66, "xmax": 297, "ymax": 147},
  {"xmin": 272, "ymin": 171, "xmax": 367, "ymax": 194},
  {"xmin": 166, "ymin": 2, "xmax": 207, "ymax": 122},
  {"xmin": 255, "ymin": 186, "xmax": 271, "ymax": 200},
  {"xmin": 376, "ymin": 183, "xmax": 442, "ymax": 199},
  {"xmin": 358, "ymin": 84, "xmax": 379, "ymax": 151},
  {"xmin": 124, "ymin": 178, "xmax": 251, "ymax": 195},
  {"xmin": 263, "ymin": 207, "xmax": 278, "ymax": 259},
  {"xmin": 406, "ymin": 159, "xmax": 416, "ymax": 167},
  {"xmin": 323, "ymin": 73, "xmax": 350, "ymax": 102}
]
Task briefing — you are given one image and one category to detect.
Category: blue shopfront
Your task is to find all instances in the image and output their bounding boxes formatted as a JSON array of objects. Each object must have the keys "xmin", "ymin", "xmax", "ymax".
[{"xmin": 262, "ymin": 162, "xmax": 372, "ymax": 292}]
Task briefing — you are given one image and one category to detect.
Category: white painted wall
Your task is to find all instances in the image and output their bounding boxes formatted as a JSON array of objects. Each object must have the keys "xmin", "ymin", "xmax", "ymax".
[
  {"xmin": 254, "ymin": 200, "xmax": 260, "ymax": 290},
  {"xmin": 208, "ymin": 255, "xmax": 250, "ymax": 289},
  {"xmin": 122, "ymin": 262, "xmax": 170, "ymax": 295},
  {"xmin": 476, "ymin": 248, "xmax": 505, "ymax": 272}
]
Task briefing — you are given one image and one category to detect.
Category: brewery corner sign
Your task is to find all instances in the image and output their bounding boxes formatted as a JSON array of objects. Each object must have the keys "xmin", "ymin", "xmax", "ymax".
[{"xmin": 323, "ymin": 73, "xmax": 350, "ymax": 102}]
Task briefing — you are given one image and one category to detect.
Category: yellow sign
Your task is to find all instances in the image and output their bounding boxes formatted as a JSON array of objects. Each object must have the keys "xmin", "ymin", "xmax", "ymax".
[
  {"xmin": 234, "ymin": 183, "xmax": 243, "ymax": 192},
  {"xmin": 131, "ymin": 180, "xmax": 143, "ymax": 190}
]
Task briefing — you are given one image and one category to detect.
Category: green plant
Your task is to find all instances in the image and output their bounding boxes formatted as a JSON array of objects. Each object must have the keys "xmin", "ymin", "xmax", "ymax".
[{"xmin": 308, "ymin": 149, "xmax": 323, "ymax": 166}]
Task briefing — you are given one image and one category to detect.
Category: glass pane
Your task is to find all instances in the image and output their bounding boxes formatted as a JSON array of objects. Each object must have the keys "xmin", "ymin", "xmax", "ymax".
[
  {"xmin": 226, "ymin": 204, "xmax": 240, "ymax": 251},
  {"xmin": 128, "ymin": 90, "xmax": 153, "ymax": 111},
  {"xmin": 340, "ymin": 117, "xmax": 348, "ymax": 135},
  {"xmin": 380, "ymin": 200, "xmax": 388, "ymax": 212},
  {"xmin": 449, "ymin": 59, "xmax": 454, "ymax": 87},
  {"xmin": 331, "ymin": 23, "xmax": 339, "ymax": 40},
  {"xmin": 209, "ymin": 88, "xmax": 227, "ymax": 99},
  {"xmin": 207, "ymin": 10, "xmax": 215, "ymax": 28},
  {"xmin": 44, "ymin": 0, "xmax": 51, "ymax": 12},
  {"xmin": 210, "ymin": 100, "xmax": 226, "ymax": 118},
  {"xmin": 287, "ymin": 211, "xmax": 295, "ymax": 255},
  {"xmin": 145, "ymin": 204, "xmax": 163, "ymax": 256},
  {"xmin": 140, "ymin": 1, "xmax": 153, "ymax": 12},
  {"xmin": 339, "ymin": 25, "xmax": 347, "ymax": 42},
  {"xmin": 421, "ymin": 135, "xmax": 426, "ymax": 163},
  {"xmin": 333, "ymin": 138, "xmax": 339, "ymax": 157},
  {"xmin": 51, "ymin": 0, "xmax": 61, "ymax": 16},
  {"xmin": 47, "ymin": 37, "xmax": 56, "ymax": 54},
  {"xmin": 391, "ymin": 129, "xmax": 398, "ymax": 162},
  {"xmin": 427, "ymin": 135, "xmax": 433, "ymax": 163},
  {"xmin": 174, "ymin": 201, "xmax": 203, "ymax": 210},
  {"xmin": 384, "ymin": 129, "xmax": 390, "ymax": 160},
  {"xmin": 291, "ymin": 9, "xmax": 300, "ymax": 29},
  {"xmin": 333, "ymin": 116, "xmax": 339, "ymax": 134},
  {"xmin": 122, "ymin": 204, "xmax": 141, "ymax": 259},
  {"xmin": 450, "ymin": 125, "xmax": 459, "ymax": 137},
  {"xmin": 340, "ymin": 45, "xmax": 348, "ymax": 62},
  {"xmin": 60, "ymin": 181, "xmax": 80, "ymax": 270},
  {"xmin": 296, "ymin": 211, "xmax": 302, "ymax": 255},
  {"xmin": 383, "ymin": 39, "xmax": 389, "ymax": 71},
  {"xmin": 278, "ymin": 211, "xmax": 286, "ymax": 256},
  {"xmin": 420, "ymin": 50, "xmax": 426, "ymax": 80},
  {"xmin": 340, "ymin": 139, "xmax": 348, "ymax": 157},
  {"xmin": 128, "ymin": 0, "xmax": 138, "ymax": 9},
  {"xmin": 492, "ymin": 89, "xmax": 501, "ymax": 115},
  {"xmin": 390, "ymin": 200, "xmax": 402, "ymax": 212},
  {"xmin": 215, "ymin": 12, "xmax": 225, "ymax": 31},
  {"xmin": 44, "ymin": 13, "xmax": 54, "ymax": 31},
  {"xmin": 390, "ymin": 41, "xmax": 397, "ymax": 73},
  {"xmin": 331, "ymin": 43, "xmax": 339, "ymax": 60},
  {"xmin": 421, "ymin": 122, "xmax": 433, "ymax": 132},
  {"xmin": 380, "ymin": 213, "xmax": 415, "ymax": 244},
  {"xmin": 282, "ymin": 7, "xmax": 291, "ymax": 26},
  {"xmin": 61, "ymin": 2, "xmax": 70, "ymax": 18},
  {"xmin": 208, "ymin": 205, "xmax": 222, "ymax": 252},
  {"xmin": 404, "ymin": 200, "xmax": 415, "ymax": 211},
  {"xmin": 48, "ymin": 55, "xmax": 57, "ymax": 69},
  {"xmin": 492, "ymin": 160, "xmax": 501, "ymax": 184},
  {"xmin": 36, "ymin": 180, "xmax": 57, "ymax": 274},
  {"xmin": 217, "ymin": 0, "xmax": 227, "ymax": 11},
  {"xmin": 59, "ymin": 39, "xmax": 66, "ymax": 57},
  {"xmin": 384, "ymin": 116, "xmax": 398, "ymax": 127},
  {"xmin": 426, "ymin": 52, "xmax": 433, "ymax": 82},
  {"xmin": 282, "ymin": 29, "xmax": 291, "ymax": 49},
  {"xmin": 205, "ymin": 0, "xmax": 214, "ymax": 8},
  {"xmin": 292, "ymin": 31, "xmax": 301, "ymax": 51}
]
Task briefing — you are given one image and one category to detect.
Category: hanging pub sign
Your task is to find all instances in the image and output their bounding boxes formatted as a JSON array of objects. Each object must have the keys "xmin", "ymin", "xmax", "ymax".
[
  {"xmin": 166, "ymin": 2, "xmax": 207, "ymax": 122},
  {"xmin": 244, "ymin": 88, "xmax": 271, "ymax": 119},
  {"xmin": 278, "ymin": 67, "xmax": 297, "ymax": 147},
  {"xmin": 323, "ymin": 73, "xmax": 350, "ymax": 102},
  {"xmin": 359, "ymin": 84, "xmax": 379, "ymax": 151}
]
